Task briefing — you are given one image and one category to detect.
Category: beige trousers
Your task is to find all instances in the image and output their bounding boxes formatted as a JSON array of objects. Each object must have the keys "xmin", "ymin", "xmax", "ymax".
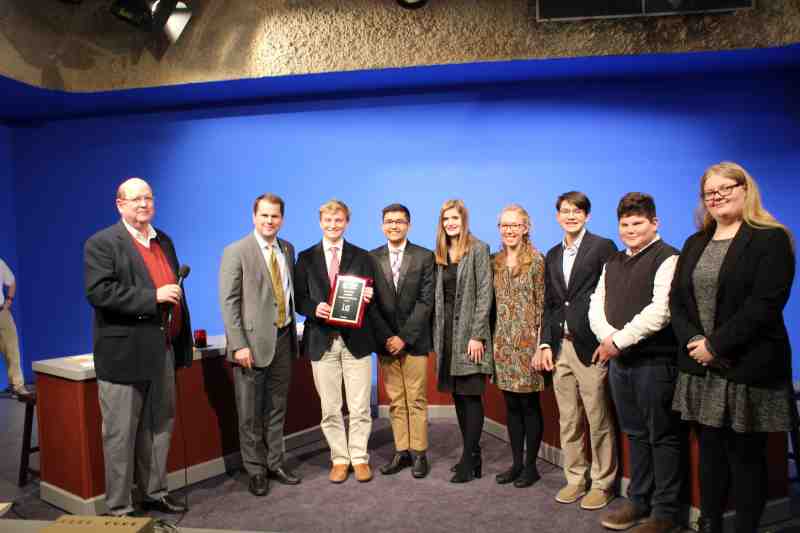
[
  {"xmin": 311, "ymin": 336, "xmax": 372, "ymax": 466},
  {"xmin": 0, "ymin": 308, "xmax": 24, "ymax": 389},
  {"xmin": 553, "ymin": 338, "xmax": 618, "ymax": 490},
  {"xmin": 380, "ymin": 353, "xmax": 428, "ymax": 452}
]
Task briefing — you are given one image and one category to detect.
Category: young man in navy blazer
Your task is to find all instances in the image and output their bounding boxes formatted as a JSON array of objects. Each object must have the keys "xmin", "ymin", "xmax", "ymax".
[
  {"xmin": 294, "ymin": 199, "xmax": 379, "ymax": 484},
  {"xmin": 370, "ymin": 204, "xmax": 435, "ymax": 478},
  {"xmin": 536, "ymin": 191, "xmax": 618, "ymax": 511}
]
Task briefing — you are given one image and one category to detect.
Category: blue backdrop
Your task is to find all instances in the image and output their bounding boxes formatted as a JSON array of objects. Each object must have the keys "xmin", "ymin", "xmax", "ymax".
[{"xmin": 3, "ymin": 67, "xmax": 800, "ymax": 386}]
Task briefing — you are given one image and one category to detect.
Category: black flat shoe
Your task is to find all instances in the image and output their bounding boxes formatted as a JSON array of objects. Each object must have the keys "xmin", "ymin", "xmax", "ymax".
[
  {"xmin": 248, "ymin": 474, "xmax": 269, "ymax": 497},
  {"xmin": 268, "ymin": 467, "xmax": 301, "ymax": 485},
  {"xmin": 495, "ymin": 466, "xmax": 522, "ymax": 485},
  {"xmin": 513, "ymin": 466, "xmax": 540, "ymax": 488},
  {"xmin": 380, "ymin": 452, "xmax": 413, "ymax": 475},
  {"xmin": 411, "ymin": 454, "xmax": 429, "ymax": 479},
  {"xmin": 142, "ymin": 495, "xmax": 188, "ymax": 513}
]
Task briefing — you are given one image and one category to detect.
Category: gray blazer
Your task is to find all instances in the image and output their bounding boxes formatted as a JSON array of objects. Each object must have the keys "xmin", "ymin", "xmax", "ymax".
[
  {"xmin": 219, "ymin": 233, "xmax": 299, "ymax": 367},
  {"xmin": 434, "ymin": 238, "xmax": 493, "ymax": 377}
]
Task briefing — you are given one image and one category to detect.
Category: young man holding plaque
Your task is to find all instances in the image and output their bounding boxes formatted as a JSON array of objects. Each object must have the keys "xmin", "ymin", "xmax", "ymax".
[
  {"xmin": 370, "ymin": 204, "xmax": 435, "ymax": 479},
  {"xmin": 295, "ymin": 199, "xmax": 379, "ymax": 483}
]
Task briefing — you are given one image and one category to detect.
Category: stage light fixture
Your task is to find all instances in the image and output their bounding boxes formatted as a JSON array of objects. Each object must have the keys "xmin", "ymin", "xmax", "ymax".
[
  {"xmin": 397, "ymin": 0, "xmax": 429, "ymax": 9},
  {"xmin": 110, "ymin": 0, "xmax": 192, "ymax": 43}
]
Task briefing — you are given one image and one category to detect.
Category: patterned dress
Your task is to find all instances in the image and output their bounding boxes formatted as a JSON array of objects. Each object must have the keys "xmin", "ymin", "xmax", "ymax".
[
  {"xmin": 492, "ymin": 247, "xmax": 546, "ymax": 393},
  {"xmin": 672, "ymin": 238, "xmax": 792, "ymax": 432}
]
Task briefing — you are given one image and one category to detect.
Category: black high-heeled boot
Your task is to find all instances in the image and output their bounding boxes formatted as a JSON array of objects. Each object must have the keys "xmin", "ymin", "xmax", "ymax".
[
  {"xmin": 450, "ymin": 450, "xmax": 482, "ymax": 483},
  {"xmin": 450, "ymin": 445, "xmax": 481, "ymax": 473},
  {"xmin": 513, "ymin": 464, "xmax": 540, "ymax": 488}
]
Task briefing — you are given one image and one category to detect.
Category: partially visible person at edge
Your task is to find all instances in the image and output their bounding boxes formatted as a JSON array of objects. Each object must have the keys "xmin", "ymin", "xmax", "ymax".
[
  {"xmin": 432, "ymin": 199, "xmax": 493, "ymax": 484},
  {"xmin": 671, "ymin": 162, "xmax": 795, "ymax": 533}
]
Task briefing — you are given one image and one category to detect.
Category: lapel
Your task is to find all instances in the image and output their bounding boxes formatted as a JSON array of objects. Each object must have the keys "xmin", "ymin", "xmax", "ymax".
[
  {"xmin": 551, "ymin": 243, "xmax": 567, "ymax": 296},
  {"xmin": 717, "ymin": 223, "xmax": 753, "ymax": 292},
  {"xmin": 396, "ymin": 242, "xmax": 414, "ymax": 295},
  {"xmin": 339, "ymin": 240, "xmax": 355, "ymax": 275},
  {"xmin": 376, "ymin": 245, "xmax": 394, "ymax": 291},
  {"xmin": 312, "ymin": 242, "xmax": 331, "ymax": 293},
  {"xmin": 114, "ymin": 221, "xmax": 155, "ymax": 288},
  {"xmin": 246, "ymin": 234, "xmax": 272, "ymax": 296},
  {"xmin": 680, "ymin": 229, "xmax": 714, "ymax": 315}
]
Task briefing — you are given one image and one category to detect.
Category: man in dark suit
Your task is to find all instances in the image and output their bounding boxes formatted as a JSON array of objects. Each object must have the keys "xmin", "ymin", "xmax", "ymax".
[
  {"xmin": 535, "ymin": 191, "xmax": 618, "ymax": 511},
  {"xmin": 84, "ymin": 177, "xmax": 192, "ymax": 517},
  {"xmin": 370, "ymin": 204, "xmax": 435, "ymax": 479},
  {"xmin": 219, "ymin": 193, "xmax": 301, "ymax": 498},
  {"xmin": 294, "ymin": 199, "xmax": 379, "ymax": 484}
]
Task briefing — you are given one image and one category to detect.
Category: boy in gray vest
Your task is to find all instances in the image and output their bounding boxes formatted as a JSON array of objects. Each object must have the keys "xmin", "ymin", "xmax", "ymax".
[{"xmin": 588, "ymin": 193, "xmax": 680, "ymax": 533}]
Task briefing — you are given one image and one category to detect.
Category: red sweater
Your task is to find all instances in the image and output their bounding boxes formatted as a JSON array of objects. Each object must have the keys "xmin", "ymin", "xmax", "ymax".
[{"xmin": 132, "ymin": 237, "xmax": 183, "ymax": 344}]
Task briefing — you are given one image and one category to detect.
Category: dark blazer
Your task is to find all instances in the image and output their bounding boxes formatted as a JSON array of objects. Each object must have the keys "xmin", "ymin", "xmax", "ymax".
[
  {"xmin": 295, "ymin": 240, "xmax": 379, "ymax": 361},
  {"xmin": 540, "ymin": 231, "xmax": 617, "ymax": 366},
  {"xmin": 84, "ymin": 221, "xmax": 193, "ymax": 383},
  {"xmin": 370, "ymin": 242, "xmax": 435, "ymax": 356},
  {"xmin": 219, "ymin": 234, "xmax": 299, "ymax": 367},
  {"xmin": 670, "ymin": 223, "xmax": 795, "ymax": 386}
]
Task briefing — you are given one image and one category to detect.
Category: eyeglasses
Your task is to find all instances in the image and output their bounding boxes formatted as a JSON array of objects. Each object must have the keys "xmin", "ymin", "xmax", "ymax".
[
  {"xmin": 123, "ymin": 195, "xmax": 154, "ymax": 205},
  {"xmin": 498, "ymin": 223, "xmax": 526, "ymax": 232},
  {"xmin": 383, "ymin": 219, "xmax": 409, "ymax": 226},
  {"xmin": 558, "ymin": 208, "xmax": 585, "ymax": 217},
  {"xmin": 702, "ymin": 183, "xmax": 742, "ymax": 201}
]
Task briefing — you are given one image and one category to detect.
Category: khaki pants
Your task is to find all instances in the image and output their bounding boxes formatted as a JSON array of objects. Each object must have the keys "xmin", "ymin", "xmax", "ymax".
[
  {"xmin": 311, "ymin": 337, "xmax": 372, "ymax": 466},
  {"xmin": 380, "ymin": 353, "xmax": 428, "ymax": 452},
  {"xmin": 0, "ymin": 308, "xmax": 24, "ymax": 389},
  {"xmin": 553, "ymin": 338, "xmax": 617, "ymax": 490}
]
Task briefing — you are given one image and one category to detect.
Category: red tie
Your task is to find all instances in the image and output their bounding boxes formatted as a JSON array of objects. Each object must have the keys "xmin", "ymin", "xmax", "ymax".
[{"xmin": 329, "ymin": 246, "xmax": 340, "ymax": 286}]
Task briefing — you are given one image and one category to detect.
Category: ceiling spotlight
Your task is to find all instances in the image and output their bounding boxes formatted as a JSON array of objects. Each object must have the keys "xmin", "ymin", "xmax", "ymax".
[
  {"xmin": 397, "ymin": 0, "xmax": 429, "ymax": 9},
  {"xmin": 111, "ymin": 0, "xmax": 192, "ymax": 43}
]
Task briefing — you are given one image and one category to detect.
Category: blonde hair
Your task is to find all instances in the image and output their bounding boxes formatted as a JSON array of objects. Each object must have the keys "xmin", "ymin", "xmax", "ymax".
[
  {"xmin": 319, "ymin": 199, "xmax": 351, "ymax": 221},
  {"xmin": 494, "ymin": 204, "xmax": 536, "ymax": 277},
  {"xmin": 696, "ymin": 162, "xmax": 791, "ymax": 242},
  {"xmin": 435, "ymin": 199, "xmax": 474, "ymax": 265}
]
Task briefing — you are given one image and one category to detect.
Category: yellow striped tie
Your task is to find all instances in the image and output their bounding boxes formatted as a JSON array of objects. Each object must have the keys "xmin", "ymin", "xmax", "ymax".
[{"xmin": 269, "ymin": 246, "xmax": 287, "ymax": 326}]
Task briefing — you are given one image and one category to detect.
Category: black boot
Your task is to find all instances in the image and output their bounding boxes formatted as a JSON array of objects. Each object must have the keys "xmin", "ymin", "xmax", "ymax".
[
  {"xmin": 495, "ymin": 465, "xmax": 522, "ymax": 484},
  {"xmin": 513, "ymin": 464, "xmax": 541, "ymax": 488}
]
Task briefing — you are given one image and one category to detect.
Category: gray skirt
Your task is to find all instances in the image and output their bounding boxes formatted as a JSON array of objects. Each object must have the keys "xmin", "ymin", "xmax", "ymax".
[{"xmin": 672, "ymin": 370, "xmax": 793, "ymax": 433}]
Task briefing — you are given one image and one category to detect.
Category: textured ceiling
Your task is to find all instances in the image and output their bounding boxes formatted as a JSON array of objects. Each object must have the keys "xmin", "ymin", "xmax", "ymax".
[{"xmin": 0, "ymin": 0, "xmax": 799, "ymax": 93}]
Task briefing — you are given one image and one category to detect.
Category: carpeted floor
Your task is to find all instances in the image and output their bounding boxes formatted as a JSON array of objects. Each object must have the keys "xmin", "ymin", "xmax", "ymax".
[{"xmin": 4, "ymin": 394, "xmax": 800, "ymax": 532}]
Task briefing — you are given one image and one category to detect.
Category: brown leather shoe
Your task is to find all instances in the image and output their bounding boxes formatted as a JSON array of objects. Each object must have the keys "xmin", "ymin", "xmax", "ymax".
[
  {"xmin": 353, "ymin": 463, "xmax": 373, "ymax": 482},
  {"xmin": 329, "ymin": 464, "xmax": 349, "ymax": 483},
  {"xmin": 600, "ymin": 500, "xmax": 649, "ymax": 530}
]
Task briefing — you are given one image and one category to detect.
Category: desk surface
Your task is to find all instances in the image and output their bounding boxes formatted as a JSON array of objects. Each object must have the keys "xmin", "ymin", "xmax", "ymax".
[
  {"xmin": 32, "ymin": 335, "xmax": 227, "ymax": 381},
  {"xmin": 0, "ymin": 519, "xmax": 275, "ymax": 533}
]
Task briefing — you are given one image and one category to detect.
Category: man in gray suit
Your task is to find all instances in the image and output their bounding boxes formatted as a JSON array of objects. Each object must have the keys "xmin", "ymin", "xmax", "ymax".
[{"xmin": 219, "ymin": 193, "xmax": 301, "ymax": 497}]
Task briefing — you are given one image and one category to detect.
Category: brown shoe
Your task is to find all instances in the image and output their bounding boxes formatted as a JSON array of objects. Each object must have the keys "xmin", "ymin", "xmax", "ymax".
[
  {"xmin": 600, "ymin": 500, "xmax": 649, "ymax": 530},
  {"xmin": 555, "ymin": 483, "xmax": 587, "ymax": 504},
  {"xmin": 329, "ymin": 464, "xmax": 349, "ymax": 483},
  {"xmin": 630, "ymin": 518, "xmax": 678, "ymax": 533},
  {"xmin": 581, "ymin": 488, "xmax": 615, "ymax": 510},
  {"xmin": 353, "ymin": 463, "xmax": 373, "ymax": 482}
]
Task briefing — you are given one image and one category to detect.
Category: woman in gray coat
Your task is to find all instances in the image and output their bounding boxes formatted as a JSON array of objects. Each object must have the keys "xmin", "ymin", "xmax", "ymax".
[{"xmin": 433, "ymin": 199, "xmax": 493, "ymax": 483}]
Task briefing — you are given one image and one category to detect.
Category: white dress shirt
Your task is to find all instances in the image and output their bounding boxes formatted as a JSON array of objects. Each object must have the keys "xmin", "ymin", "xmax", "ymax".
[
  {"xmin": 122, "ymin": 219, "xmax": 157, "ymax": 248},
  {"xmin": 588, "ymin": 235, "xmax": 678, "ymax": 351},
  {"xmin": 254, "ymin": 231, "xmax": 292, "ymax": 327}
]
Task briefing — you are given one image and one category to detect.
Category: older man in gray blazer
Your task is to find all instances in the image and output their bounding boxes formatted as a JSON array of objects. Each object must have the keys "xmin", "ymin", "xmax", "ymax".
[{"xmin": 219, "ymin": 193, "xmax": 300, "ymax": 497}]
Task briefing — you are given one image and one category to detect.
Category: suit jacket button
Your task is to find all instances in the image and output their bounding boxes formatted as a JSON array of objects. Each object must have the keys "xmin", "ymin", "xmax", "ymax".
[{"xmin": 565, "ymin": 301, "xmax": 570, "ymax": 307}]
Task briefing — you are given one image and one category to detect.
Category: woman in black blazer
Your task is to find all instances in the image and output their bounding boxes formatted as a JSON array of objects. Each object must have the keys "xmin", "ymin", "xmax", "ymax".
[{"xmin": 670, "ymin": 162, "xmax": 795, "ymax": 533}]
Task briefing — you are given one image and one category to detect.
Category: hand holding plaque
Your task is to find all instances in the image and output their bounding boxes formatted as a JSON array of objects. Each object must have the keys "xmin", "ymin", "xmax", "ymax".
[{"xmin": 326, "ymin": 274, "xmax": 373, "ymax": 328}]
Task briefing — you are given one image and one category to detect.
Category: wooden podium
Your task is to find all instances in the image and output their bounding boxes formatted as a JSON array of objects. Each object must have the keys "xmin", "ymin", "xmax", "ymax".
[{"xmin": 33, "ymin": 335, "xmax": 321, "ymax": 515}]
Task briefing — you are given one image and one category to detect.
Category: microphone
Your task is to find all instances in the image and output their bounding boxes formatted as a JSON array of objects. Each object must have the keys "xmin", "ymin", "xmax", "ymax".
[
  {"xmin": 177, "ymin": 264, "xmax": 191, "ymax": 288},
  {"xmin": 167, "ymin": 264, "xmax": 191, "ymax": 330}
]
